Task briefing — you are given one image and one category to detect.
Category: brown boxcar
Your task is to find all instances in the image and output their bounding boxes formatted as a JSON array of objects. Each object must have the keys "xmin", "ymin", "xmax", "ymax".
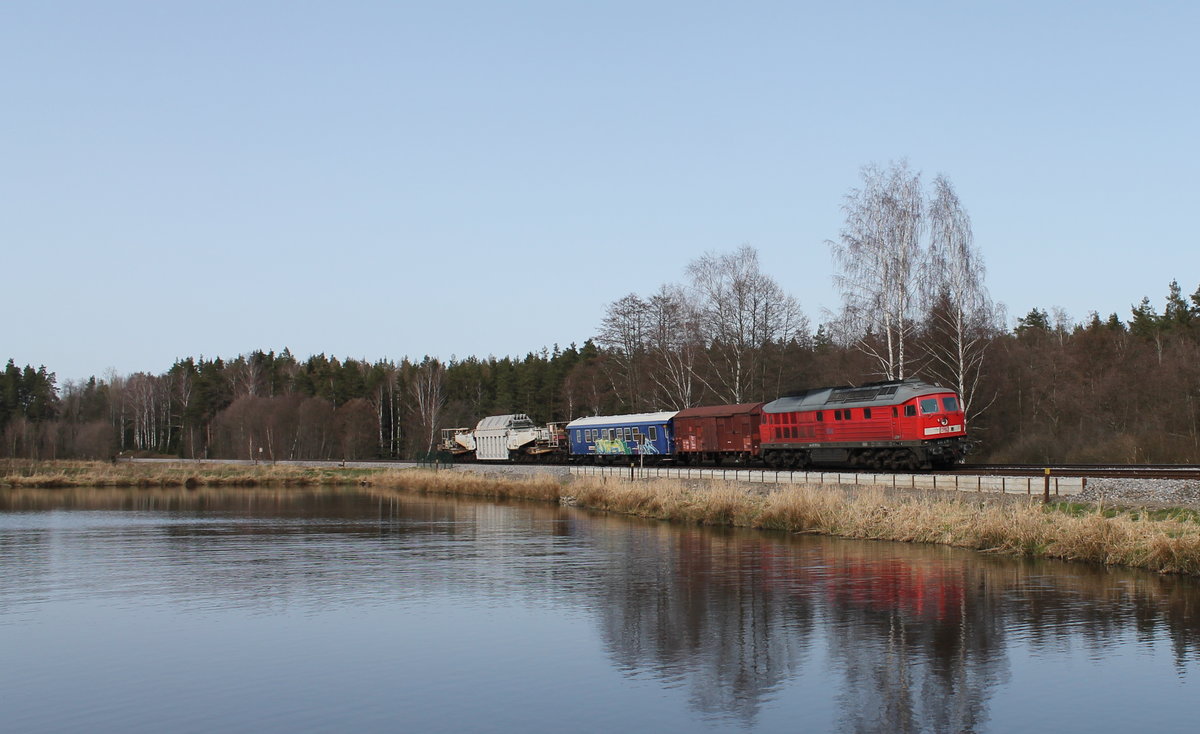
[{"xmin": 673, "ymin": 402, "xmax": 766, "ymax": 465}]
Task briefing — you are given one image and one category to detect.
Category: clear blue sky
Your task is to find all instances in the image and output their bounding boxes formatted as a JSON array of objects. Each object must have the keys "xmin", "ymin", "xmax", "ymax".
[{"xmin": 4, "ymin": 1, "xmax": 1197, "ymax": 383}]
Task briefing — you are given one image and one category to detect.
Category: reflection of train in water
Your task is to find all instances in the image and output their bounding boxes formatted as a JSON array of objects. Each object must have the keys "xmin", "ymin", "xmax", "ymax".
[{"xmin": 441, "ymin": 377, "xmax": 968, "ymax": 470}]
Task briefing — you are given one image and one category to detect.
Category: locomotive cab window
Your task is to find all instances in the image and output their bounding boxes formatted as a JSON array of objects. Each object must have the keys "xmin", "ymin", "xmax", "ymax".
[
  {"xmin": 905, "ymin": 405, "xmax": 917, "ymax": 417},
  {"xmin": 920, "ymin": 398, "xmax": 939, "ymax": 414},
  {"xmin": 942, "ymin": 397, "xmax": 959, "ymax": 412}
]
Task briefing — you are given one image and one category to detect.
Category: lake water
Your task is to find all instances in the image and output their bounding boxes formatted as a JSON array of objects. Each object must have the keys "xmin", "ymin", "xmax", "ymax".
[{"xmin": 2, "ymin": 487, "xmax": 1199, "ymax": 733}]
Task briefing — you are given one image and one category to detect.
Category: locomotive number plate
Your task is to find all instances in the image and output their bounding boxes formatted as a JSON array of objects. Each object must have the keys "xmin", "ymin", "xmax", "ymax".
[{"xmin": 923, "ymin": 425, "xmax": 963, "ymax": 436}]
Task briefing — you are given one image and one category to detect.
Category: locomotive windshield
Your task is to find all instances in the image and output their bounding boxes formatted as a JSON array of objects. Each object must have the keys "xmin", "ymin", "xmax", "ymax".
[{"xmin": 919, "ymin": 396, "xmax": 961, "ymax": 414}]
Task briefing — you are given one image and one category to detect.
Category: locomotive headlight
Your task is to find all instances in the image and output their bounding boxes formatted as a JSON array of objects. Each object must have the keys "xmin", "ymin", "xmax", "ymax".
[{"xmin": 939, "ymin": 417, "xmax": 948, "ymax": 426}]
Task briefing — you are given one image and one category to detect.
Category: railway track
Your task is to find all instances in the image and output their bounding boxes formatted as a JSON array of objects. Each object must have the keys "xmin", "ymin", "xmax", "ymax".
[{"xmin": 948, "ymin": 464, "xmax": 1200, "ymax": 480}]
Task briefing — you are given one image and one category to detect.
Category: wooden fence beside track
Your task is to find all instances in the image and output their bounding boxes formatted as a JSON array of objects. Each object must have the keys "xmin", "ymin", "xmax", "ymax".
[{"xmin": 570, "ymin": 465, "xmax": 1086, "ymax": 497}]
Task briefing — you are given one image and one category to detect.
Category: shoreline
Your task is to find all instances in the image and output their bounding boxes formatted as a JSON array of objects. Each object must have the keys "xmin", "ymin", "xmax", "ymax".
[{"xmin": 7, "ymin": 460, "xmax": 1200, "ymax": 576}]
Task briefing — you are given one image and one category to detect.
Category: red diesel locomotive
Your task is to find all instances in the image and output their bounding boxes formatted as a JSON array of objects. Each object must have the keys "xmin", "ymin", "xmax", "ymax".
[{"xmin": 759, "ymin": 379, "xmax": 968, "ymax": 470}]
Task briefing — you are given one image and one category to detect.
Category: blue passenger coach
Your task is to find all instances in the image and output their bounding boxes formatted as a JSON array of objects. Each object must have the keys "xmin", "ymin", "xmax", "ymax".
[{"xmin": 566, "ymin": 411, "xmax": 678, "ymax": 460}]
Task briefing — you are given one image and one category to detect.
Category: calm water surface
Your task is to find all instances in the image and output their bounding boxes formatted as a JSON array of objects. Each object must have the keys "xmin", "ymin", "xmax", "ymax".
[{"xmin": 2, "ymin": 487, "xmax": 1200, "ymax": 733}]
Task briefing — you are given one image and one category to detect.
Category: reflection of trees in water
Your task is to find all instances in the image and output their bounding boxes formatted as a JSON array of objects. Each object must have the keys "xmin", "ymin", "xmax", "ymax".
[
  {"xmin": 578, "ymin": 515, "xmax": 1010, "ymax": 729},
  {"xmin": 821, "ymin": 553, "xmax": 1008, "ymax": 734},
  {"xmin": 8, "ymin": 489, "xmax": 1200, "ymax": 726},
  {"xmin": 578, "ymin": 516, "xmax": 1200, "ymax": 730},
  {"xmin": 587, "ymin": 524, "xmax": 814, "ymax": 723}
]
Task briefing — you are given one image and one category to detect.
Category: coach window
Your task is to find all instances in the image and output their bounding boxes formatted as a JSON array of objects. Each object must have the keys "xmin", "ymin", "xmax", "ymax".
[
  {"xmin": 920, "ymin": 398, "xmax": 939, "ymax": 414},
  {"xmin": 942, "ymin": 396, "xmax": 959, "ymax": 412},
  {"xmin": 649, "ymin": 426, "xmax": 658, "ymax": 441},
  {"xmin": 576, "ymin": 430, "xmax": 582, "ymax": 442}
]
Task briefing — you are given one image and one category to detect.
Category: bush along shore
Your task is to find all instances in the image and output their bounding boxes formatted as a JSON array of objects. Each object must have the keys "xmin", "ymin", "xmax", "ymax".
[{"xmin": 7, "ymin": 461, "xmax": 1200, "ymax": 576}]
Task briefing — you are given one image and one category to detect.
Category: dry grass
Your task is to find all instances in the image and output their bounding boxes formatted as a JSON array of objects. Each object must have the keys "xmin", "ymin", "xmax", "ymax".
[
  {"xmin": 387, "ymin": 473, "xmax": 1200, "ymax": 575},
  {"xmin": 11, "ymin": 461, "xmax": 1200, "ymax": 575},
  {"xmin": 363, "ymin": 468, "xmax": 564, "ymax": 502},
  {"xmin": 0, "ymin": 459, "xmax": 365, "ymax": 489}
]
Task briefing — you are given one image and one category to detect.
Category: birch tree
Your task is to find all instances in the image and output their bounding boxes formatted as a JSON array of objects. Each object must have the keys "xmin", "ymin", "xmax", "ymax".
[
  {"xmin": 644, "ymin": 284, "xmax": 700, "ymax": 409},
  {"xmin": 410, "ymin": 357, "xmax": 445, "ymax": 453},
  {"xmin": 830, "ymin": 161, "xmax": 926, "ymax": 380},
  {"xmin": 923, "ymin": 174, "xmax": 997, "ymax": 416}
]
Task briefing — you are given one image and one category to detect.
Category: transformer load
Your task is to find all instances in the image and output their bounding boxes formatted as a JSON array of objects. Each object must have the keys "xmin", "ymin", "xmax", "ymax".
[{"xmin": 438, "ymin": 414, "xmax": 568, "ymax": 462}]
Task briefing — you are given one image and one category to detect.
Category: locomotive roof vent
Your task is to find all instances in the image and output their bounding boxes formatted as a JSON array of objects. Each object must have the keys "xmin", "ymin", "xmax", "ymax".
[{"xmin": 827, "ymin": 384, "xmax": 900, "ymax": 403}]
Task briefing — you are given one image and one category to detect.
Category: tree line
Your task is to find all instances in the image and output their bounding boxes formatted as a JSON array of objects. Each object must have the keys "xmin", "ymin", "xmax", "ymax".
[
  {"xmin": 6, "ymin": 161, "xmax": 1200, "ymax": 464},
  {"xmin": 7, "ymin": 276, "xmax": 1200, "ymax": 464}
]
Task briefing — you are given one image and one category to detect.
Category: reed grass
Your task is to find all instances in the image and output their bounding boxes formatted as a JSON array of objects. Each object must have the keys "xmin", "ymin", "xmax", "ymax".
[
  {"xmin": 0, "ymin": 459, "xmax": 365, "ymax": 489},
  {"xmin": 368, "ymin": 471, "xmax": 1200, "ymax": 575},
  {"xmin": 364, "ymin": 468, "xmax": 565, "ymax": 502}
]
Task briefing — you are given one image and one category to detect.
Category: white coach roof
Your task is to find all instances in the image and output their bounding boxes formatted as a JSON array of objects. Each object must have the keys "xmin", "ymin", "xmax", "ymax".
[{"xmin": 566, "ymin": 411, "xmax": 678, "ymax": 429}]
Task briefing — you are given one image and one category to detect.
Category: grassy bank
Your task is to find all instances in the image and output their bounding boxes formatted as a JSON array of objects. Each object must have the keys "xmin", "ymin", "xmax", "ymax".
[
  {"xmin": 0, "ymin": 460, "xmax": 376, "ymax": 489},
  {"xmin": 375, "ymin": 470, "xmax": 1200, "ymax": 576}
]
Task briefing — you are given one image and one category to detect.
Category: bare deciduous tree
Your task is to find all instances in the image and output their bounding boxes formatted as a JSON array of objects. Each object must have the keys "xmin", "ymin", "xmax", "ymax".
[
  {"xmin": 644, "ymin": 284, "xmax": 701, "ymax": 409},
  {"xmin": 595, "ymin": 293, "xmax": 649, "ymax": 411},
  {"xmin": 830, "ymin": 161, "xmax": 926, "ymax": 380},
  {"xmin": 688, "ymin": 245, "xmax": 807, "ymax": 403},
  {"xmin": 410, "ymin": 357, "xmax": 445, "ymax": 453},
  {"xmin": 923, "ymin": 174, "xmax": 998, "ymax": 417}
]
